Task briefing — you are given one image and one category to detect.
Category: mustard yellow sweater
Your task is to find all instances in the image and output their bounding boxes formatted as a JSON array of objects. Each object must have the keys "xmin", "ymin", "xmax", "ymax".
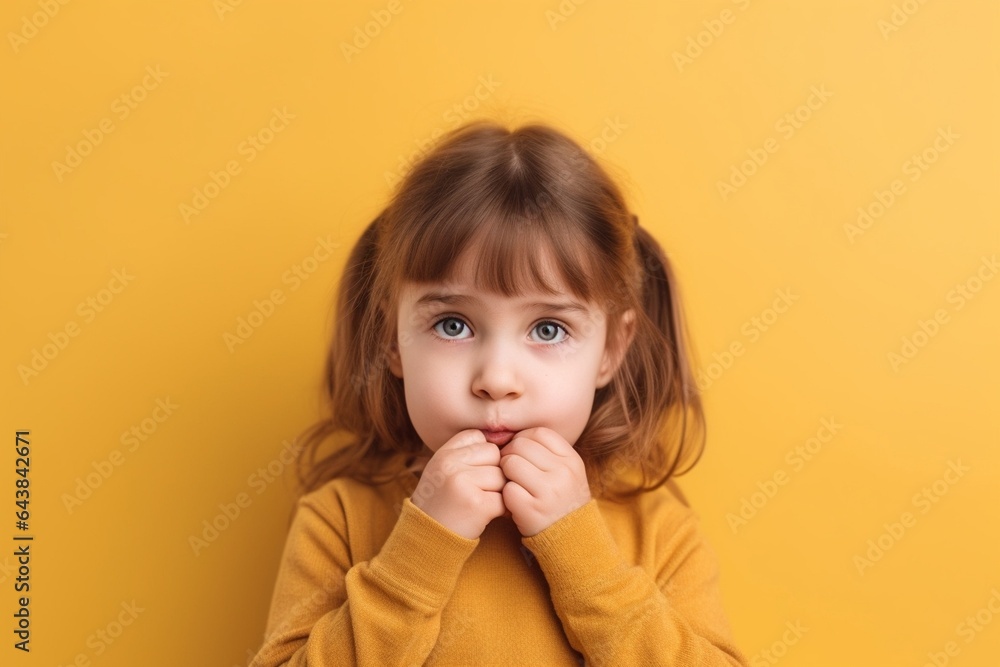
[{"xmin": 250, "ymin": 471, "xmax": 749, "ymax": 666}]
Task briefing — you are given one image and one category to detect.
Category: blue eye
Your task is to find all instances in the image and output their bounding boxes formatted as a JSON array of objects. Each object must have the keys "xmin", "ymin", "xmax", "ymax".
[
  {"xmin": 434, "ymin": 315, "xmax": 569, "ymax": 346},
  {"xmin": 433, "ymin": 317, "xmax": 471, "ymax": 339},
  {"xmin": 532, "ymin": 321, "xmax": 568, "ymax": 344}
]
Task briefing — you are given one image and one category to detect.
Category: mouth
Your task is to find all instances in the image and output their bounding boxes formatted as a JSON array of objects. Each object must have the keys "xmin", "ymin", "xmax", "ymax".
[{"xmin": 480, "ymin": 429, "xmax": 516, "ymax": 446}]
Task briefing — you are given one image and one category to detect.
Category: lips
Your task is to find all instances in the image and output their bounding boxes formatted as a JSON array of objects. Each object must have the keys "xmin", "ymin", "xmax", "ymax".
[{"xmin": 481, "ymin": 430, "xmax": 515, "ymax": 446}]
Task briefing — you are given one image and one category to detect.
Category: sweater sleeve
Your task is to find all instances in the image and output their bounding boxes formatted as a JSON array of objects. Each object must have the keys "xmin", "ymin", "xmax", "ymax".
[
  {"xmin": 250, "ymin": 494, "xmax": 479, "ymax": 667},
  {"xmin": 520, "ymin": 499, "xmax": 750, "ymax": 667}
]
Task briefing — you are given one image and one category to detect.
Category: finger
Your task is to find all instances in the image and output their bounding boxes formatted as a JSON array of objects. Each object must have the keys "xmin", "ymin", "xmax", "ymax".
[
  {"xmin": 514, "ymin": 427, "xmax": 575, "ymax": 457},
  {"xmin": 503, "ymin": 479, "xmax": 536, "ymax": 504},
  {"xmin": 499, "ymin": 453, "xmax": 544, "ymax": 486},
  {"xmin": 437, "ymin": 428, "xmax": 488, "ymax": 452},
  {"xmin": 485, "ymin": 490, "xmax": 507, "ymax": 518},
  {"xmin": 501, "ymin": 436, "xmax": 559, "ymax": 472},
  {"xmin": 467, "ymin": 466, "xmax": 508, "ymax": 493},
  {"xmin": 454, "ymin": 441, "xmax": 503, "ymax": 467}
]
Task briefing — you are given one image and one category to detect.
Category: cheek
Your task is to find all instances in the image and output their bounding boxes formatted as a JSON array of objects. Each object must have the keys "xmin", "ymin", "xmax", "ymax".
[
  {"xmin": 564, "ymin": 380, "xmax": 597, "ymax": 417},
  {"xmin": 401, "ymin": 341, "xmax": 452, "ymax": 384},
  {"xmin": 557, "ymin": 342, "xmax": 607, "ymax": 386},
  {"xmin": 538, "ymin": 352, "xmax": 601, "ymax": 418},
  {"xmin": 547, "ymin": 385, "xmax": 596, "ymax": 447},
  {"xmin": 399, "ymin": 345, "xmax": 461, "ymax": 415}
]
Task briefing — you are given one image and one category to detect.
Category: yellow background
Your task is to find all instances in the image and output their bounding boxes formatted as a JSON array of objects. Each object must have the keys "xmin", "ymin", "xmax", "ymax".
[{"xmin": 2, "ymin": 1, "xmax": 998, "ymax": 665}]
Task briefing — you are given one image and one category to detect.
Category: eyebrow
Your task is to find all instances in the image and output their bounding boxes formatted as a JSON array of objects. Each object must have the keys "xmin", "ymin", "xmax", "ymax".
[{"xmin": 414, "ymin": 291, "xmax": 591, "ymax": 315}]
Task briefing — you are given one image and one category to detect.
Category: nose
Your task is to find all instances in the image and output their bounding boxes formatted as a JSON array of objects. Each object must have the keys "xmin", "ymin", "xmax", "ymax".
[{"xmin": 471, "ymin": 337, "xmax": 524, "ymax": 401}]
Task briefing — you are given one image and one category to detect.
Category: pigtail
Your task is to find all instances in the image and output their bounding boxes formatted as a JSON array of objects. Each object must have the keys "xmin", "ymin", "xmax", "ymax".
[
  {"xmin": 588, "ymin": 220, "xmax": 706, "ymax": 503},
  {"xmin": 634, "ymin": 222, "xmax": 705, "ymax": 481},
  {"xmin": 632, "ymin": 223, "xmax": 701, "ymax": 407},
  {"xmin": 294, "ymin": 212, "xmax": 414, "ymax": 497}
]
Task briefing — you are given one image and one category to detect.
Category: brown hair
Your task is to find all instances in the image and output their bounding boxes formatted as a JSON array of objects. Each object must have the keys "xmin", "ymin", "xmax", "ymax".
[{"xmin": 295, "ymin": 119, "xmax": 705, "ymax": 504}]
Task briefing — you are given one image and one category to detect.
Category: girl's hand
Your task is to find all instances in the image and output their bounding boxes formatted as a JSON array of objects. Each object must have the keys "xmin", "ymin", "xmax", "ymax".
[
  {"xmin": 409, "ymin": 429, "xmax": 508, "ymax": 540},
  {"xmin": 498, "ymin": 427, "xmax": 592, "ymax": 537}
]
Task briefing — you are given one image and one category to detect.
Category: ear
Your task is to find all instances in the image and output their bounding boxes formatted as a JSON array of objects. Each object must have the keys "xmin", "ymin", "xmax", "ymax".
[
  {"xmin": 596, "ymin": 309, "xmax": 636, "ymax": 388},
  {"xmin": 387, "ymin": 340, "xmax": 403, "ymax": 378}
]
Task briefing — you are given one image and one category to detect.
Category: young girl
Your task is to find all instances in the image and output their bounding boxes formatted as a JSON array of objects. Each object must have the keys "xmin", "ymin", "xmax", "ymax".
[{"xmin": 250, "ymin": 120, "xmax": 749, "ymax": 666}]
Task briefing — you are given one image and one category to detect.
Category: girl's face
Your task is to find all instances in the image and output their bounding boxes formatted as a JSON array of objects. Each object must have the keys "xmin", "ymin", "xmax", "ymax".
[{"xmin": 387, "ymin": 245, "xmax": 633, "ymax": 456}]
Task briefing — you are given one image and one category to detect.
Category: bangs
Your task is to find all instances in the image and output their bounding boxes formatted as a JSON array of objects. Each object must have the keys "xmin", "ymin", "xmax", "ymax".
[{"xmin": 395, "ymin": 187, "xmax": 601, "ymax": 304}]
